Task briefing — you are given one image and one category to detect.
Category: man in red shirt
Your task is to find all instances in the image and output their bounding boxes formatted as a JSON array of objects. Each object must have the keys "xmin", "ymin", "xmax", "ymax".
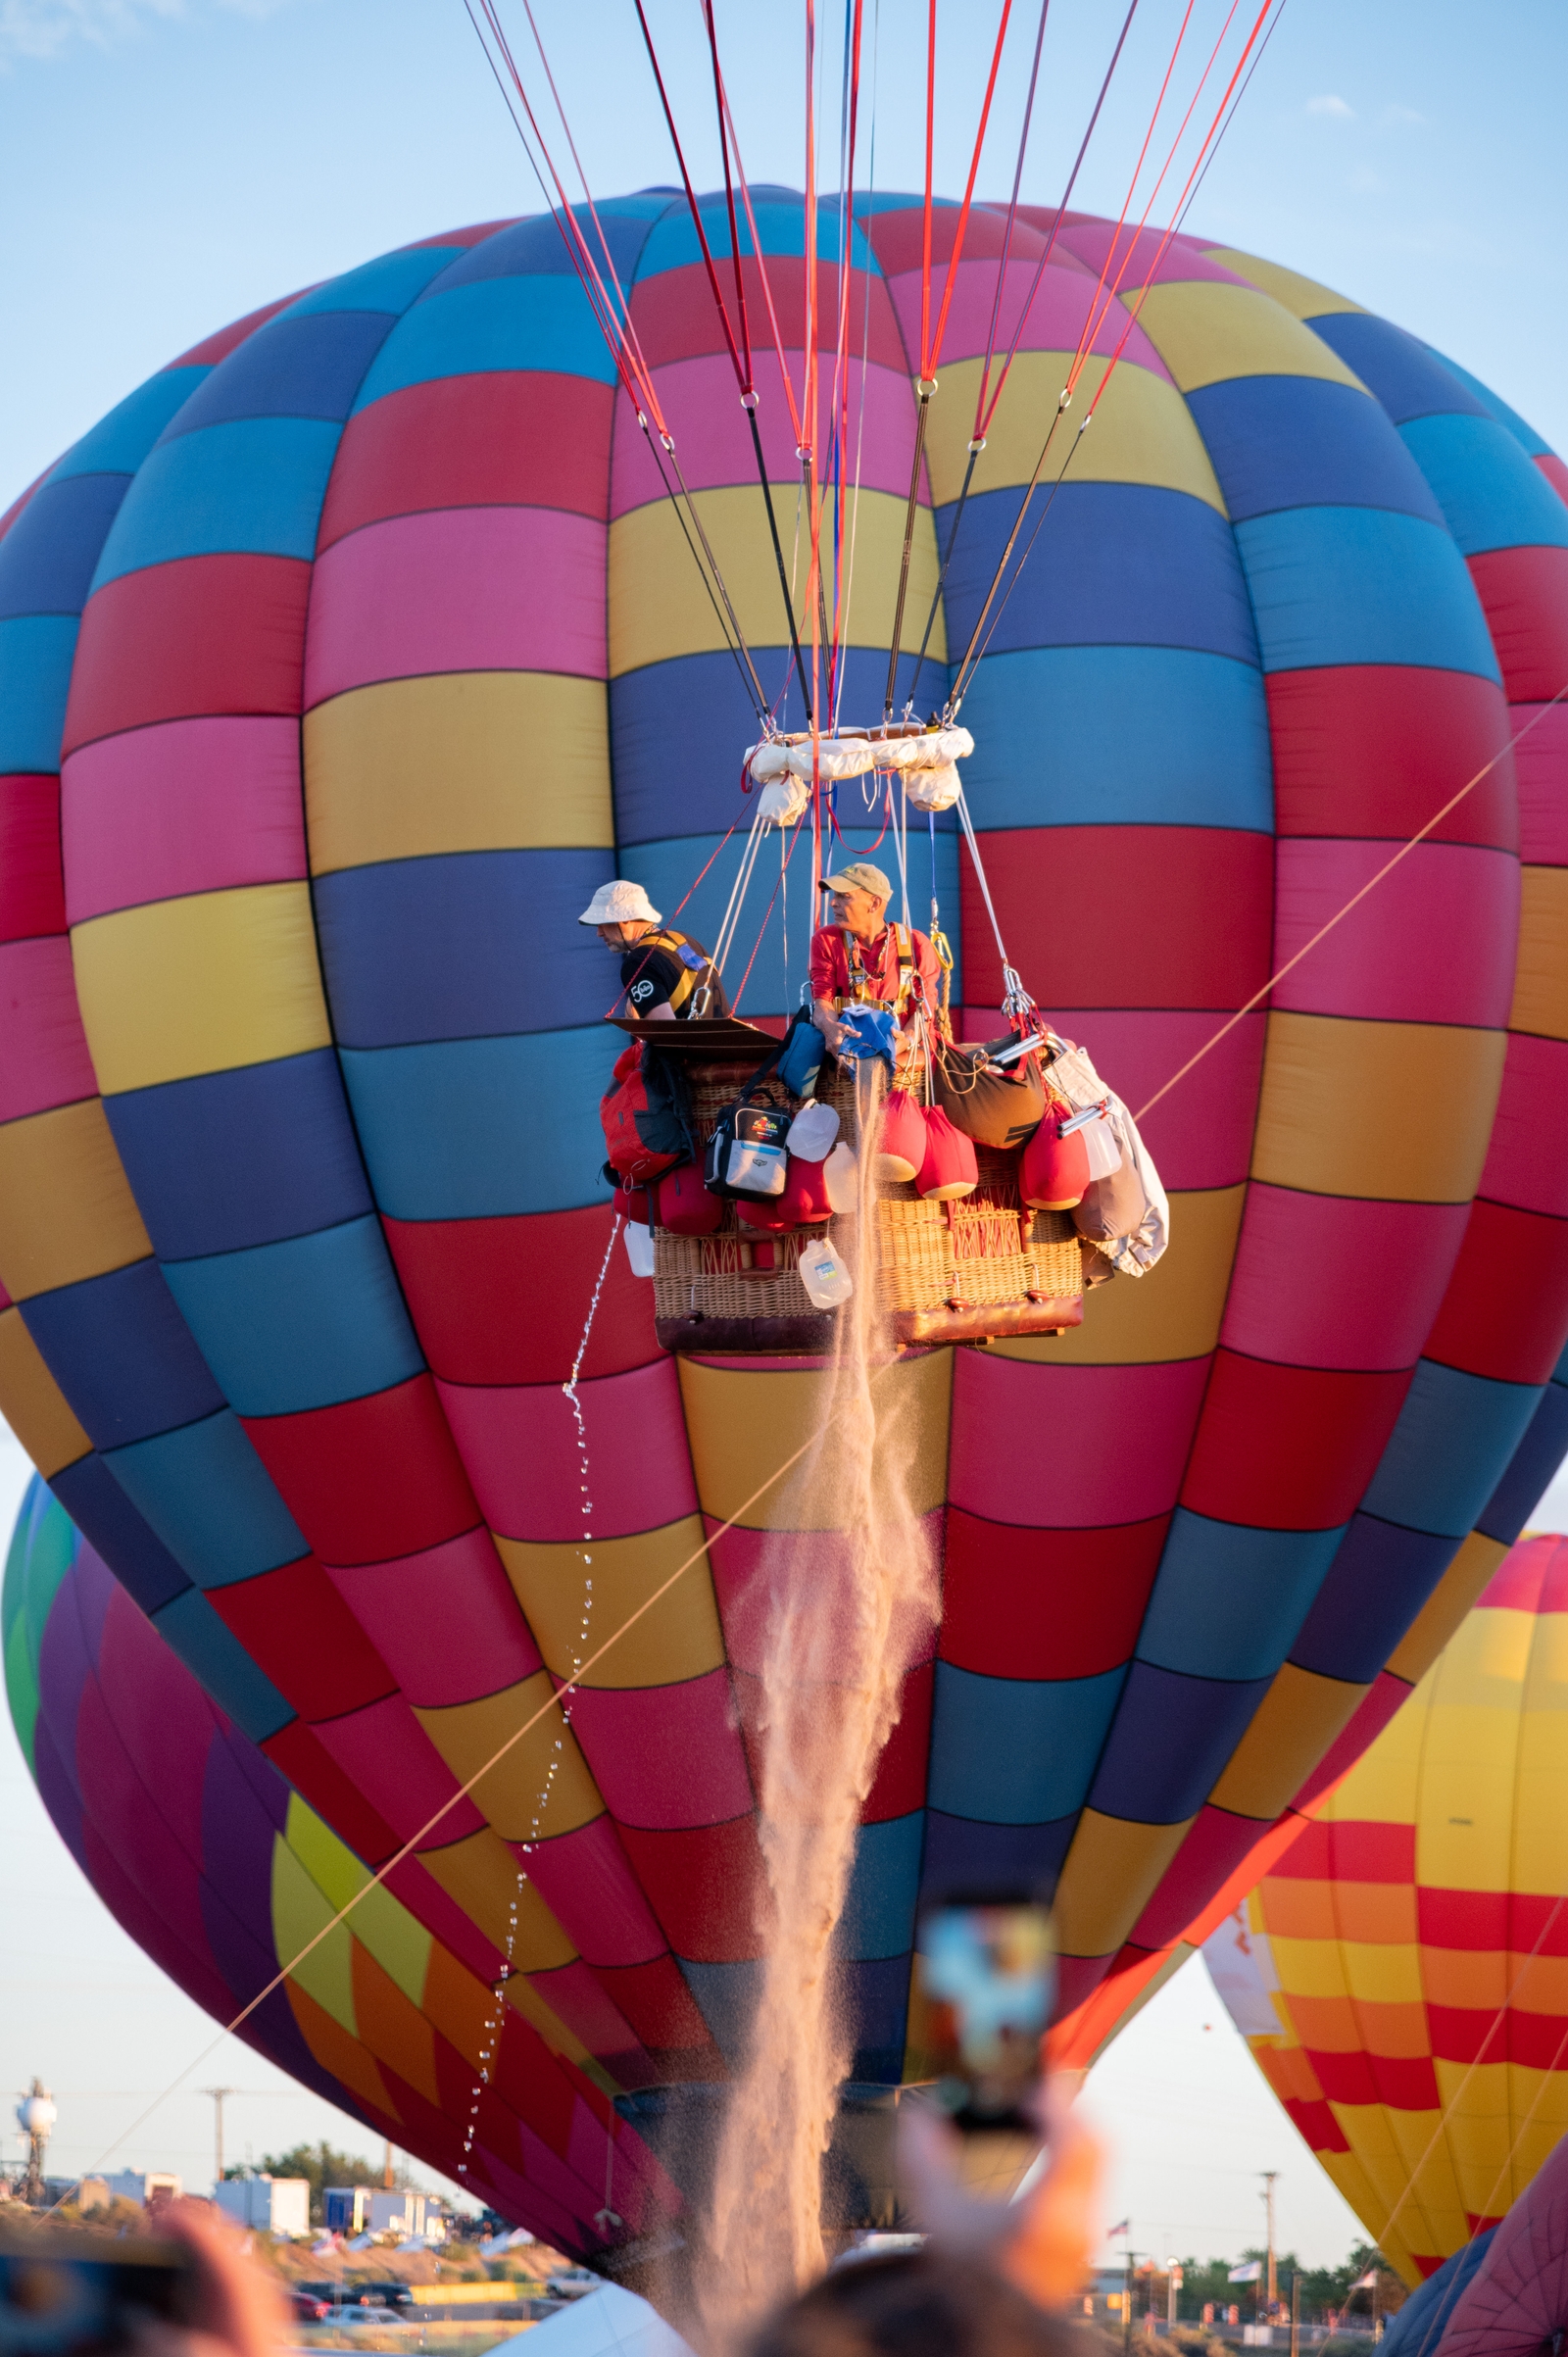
[{"xmin": 808, "ymin": 860, "xmax": 942, "ymax": 1051}]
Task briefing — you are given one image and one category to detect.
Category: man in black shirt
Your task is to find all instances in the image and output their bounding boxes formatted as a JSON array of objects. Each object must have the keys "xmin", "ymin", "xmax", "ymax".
[{"xmin": 580, "ymin": 879, "xmax": 729, "ymax": 1021}]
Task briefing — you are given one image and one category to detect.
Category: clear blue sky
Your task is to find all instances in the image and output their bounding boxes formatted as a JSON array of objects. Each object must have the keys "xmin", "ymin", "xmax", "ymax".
[{"xmin": 4, "ymin": 0, "xmax": 1568, "ymax": 2265}]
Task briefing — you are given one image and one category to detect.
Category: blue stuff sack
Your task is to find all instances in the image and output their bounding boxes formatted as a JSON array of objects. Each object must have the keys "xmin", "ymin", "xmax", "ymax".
[
  {"xmin": 777, "ymin": 1009, "xmax": 826, "ymax": 1099},
  {"xmin": 836, "ymin": 1004, "xmax": 898, "ymax": 1070}
]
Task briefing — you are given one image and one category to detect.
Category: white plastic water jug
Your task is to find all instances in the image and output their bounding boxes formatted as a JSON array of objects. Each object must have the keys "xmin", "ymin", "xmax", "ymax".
[
  {"xmin": 798, "ymin": 1237, "xmax": 854, "ymax": 1308},
  {"xmin": 823, "ymin": 1143, "xmax": 859, "ymax": 1214},
  {"xmin": 1064, "ymin": 1103, "xmax": 1121, "ymax": 1179},
  {"xmin": 786, "ymin": 1100, "xmax": 841, "ymax": 1161},
  {"xmin": 623, "ymin": 1221, "xmax": 656, "ymax": 1277}
]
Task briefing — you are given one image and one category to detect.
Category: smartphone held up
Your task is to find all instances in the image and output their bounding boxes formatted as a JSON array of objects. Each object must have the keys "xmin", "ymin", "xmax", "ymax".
[{"xmin": 906, "ymin": 1895, "xmax": 1056, "ymax": 2200}]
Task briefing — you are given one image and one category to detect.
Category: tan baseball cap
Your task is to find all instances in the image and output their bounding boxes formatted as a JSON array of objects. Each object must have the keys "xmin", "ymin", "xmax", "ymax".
[{"xmin": 820, "ymin": 860, "xmax": 893, "ymax": 901}]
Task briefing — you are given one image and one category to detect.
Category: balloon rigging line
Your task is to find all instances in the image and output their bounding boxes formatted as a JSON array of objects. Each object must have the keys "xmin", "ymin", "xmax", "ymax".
[
  {"xmin": 904, "ymin": 0, "xmax": 1068, "ymax": 712},
  {"xmin": 943, "ymin": 0, "xmax": 1280, "ymax": 715},
  {"xmin": 636, "ymin": 0, "xmax": 814, "ymax": 718},
  {"xmin": 460, "ymin": 1212, "xmax": 621, "ymax": 2189},
  {"xmin": 462, "ymin": 0, "xmax": 772, "ymax": 721},
  {"xmin": 940, "ymin": 0, "xmax": 1220, "ymax": 711},
  {"xmin": 941, "ymin": 0, "xmax": 1283, "ymax": 712},
  {"xmin": 883, "ymin": 0, "xmax": 1013, "ymax": 720},
  {"xmin": 910, "ymin": 0, "xmax": 1171, "ymax": 708},
  {"xmin": 1131, "ymin": 677, "xmax": 1568, "ymax": 1125},
  {"xmin": 45, "ymin": 1389, "xmax": 854, "ymax": 2210},
  {"xmin": 1174, "ymin": 0, "xmax": 1288, "ymax": 222},
  {"xmin": 972, "ymin": 0, "xmax": 1053, "ymax": 437},
  {"xmin": 1065, "ymin": 0, "xmax": 1223, "ymax": 408},
  {"xmin": 1398, "ymin": 1990, "xmax": 1568, "ymax": 2357},
  {"xmin": 836, "ymin": 0, "xmax": 882, "ymax": 733},
  {"xmin": 1378, "ymin": 1886, "xmax": 1568, "ymax": 2261}
]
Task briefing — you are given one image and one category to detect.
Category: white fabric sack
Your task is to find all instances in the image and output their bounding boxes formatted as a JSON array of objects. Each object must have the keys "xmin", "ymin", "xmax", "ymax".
[
  {"xmin": 823, "ymin": 1142, "xmax": 858, "ymax": 1214},
  {"xmin": 1048, "ymin": 1039, "xmax": 1169, "ymax": 1276},
  {"xmin": 786, "ymin": 1100, "xmax": 840, "ymax": 1161},
  {"xmin": 783, "ymin": 737, "xmax": 878, "ymax": 782},
  {"xmin": 903, "ymin": 761, "xmax": 962, "ymax": 811},
  {"xmin": 623, "ymin": 1222, "xmax": 656, "ymax": 1278},
  {"xmin": 745, "ymin": 739, "xmax": 792, "ymax": 783},
  {"xmin": 876, "ymin": 725, "xmax": 974, "ymax": 771},
  {"xmin": 758, "ymin": 772, "xmax": 811, "ymax": 826}
]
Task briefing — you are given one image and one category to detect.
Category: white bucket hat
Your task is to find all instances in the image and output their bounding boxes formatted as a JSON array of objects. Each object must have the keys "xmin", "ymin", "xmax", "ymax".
[{"xmin": 579, "ymin": 879, "xmax": 662, "ymax": 928}]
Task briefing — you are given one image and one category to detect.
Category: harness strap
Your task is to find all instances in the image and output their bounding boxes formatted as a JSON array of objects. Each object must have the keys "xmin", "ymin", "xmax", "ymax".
[
  {"xmin": 638, "ymin": 928, "xmax": 720, "ymax": 1016},
  {"xmin": 841, "ymin": 922, "xmax": 916, "ymax": 1016}
]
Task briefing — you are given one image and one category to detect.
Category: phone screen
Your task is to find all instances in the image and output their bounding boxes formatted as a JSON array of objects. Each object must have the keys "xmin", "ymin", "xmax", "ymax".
[
  {"xmin": 909, "ymin": 1898, "xmax": 1054, "ymax": 2135},
  {"xmin": 0, "ymin": 2231, "xmax": 192, "ymax": 2357}
]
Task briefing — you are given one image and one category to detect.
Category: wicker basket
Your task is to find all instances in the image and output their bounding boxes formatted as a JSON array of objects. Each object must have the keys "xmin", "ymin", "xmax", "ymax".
[{"xmin": 651, "ymin": 1055, "xmax": 1083, "ymax": 1338}]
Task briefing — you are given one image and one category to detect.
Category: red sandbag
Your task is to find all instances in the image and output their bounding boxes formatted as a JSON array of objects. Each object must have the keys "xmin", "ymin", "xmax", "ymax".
[
  {"xmin": 658, "ymin": 1161, "xmax": 724, "ymax": 1235},
  {"xmin": 738, "ymin": 1154, "xmax": 834, "ymax": 1231},
  {"xmin": 1020, "ymin": 1107, "xmax": 1090, "ymax": 1209},
  {"xmin": 917, "ymin": 1106, "xmax": 978, "ymax": 1202},
  {"xmin": 877, "ymin": 1089, "xmax": 928, "ymax": 1184}
]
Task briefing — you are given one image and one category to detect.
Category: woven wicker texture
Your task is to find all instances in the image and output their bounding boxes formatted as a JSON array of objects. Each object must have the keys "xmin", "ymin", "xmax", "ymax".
[{"xmin": 653, "ymin": 1051, "xmax": 1083, "ymax": 1322}]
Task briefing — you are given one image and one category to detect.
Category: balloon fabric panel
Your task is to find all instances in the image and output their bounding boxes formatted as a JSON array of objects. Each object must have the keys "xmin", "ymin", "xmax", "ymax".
[
  {"xmin": 1205, "ymin": 1529, "xmax": 1568, "ymax": 2286},
  {"xmin": 2, "ymin": 202, "xmax": 1568, "ymax": 2233}
]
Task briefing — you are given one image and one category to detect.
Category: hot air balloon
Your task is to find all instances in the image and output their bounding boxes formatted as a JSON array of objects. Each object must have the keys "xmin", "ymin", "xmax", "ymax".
[
  {"xmin": 1380, "ymin": 2231, "xmax": 1495, "ymax": 2357},
  {"xmin": 1204, "ymin": 1530, "xmax": 1568, "ymax": 2285},
  {"xmin": 2, "ymin": 1475, "xmax": 681, "ymax": 2249},
  {"xmin": 2, "ymin": 193, "xmax": 1568, "ymax": 2246},
  {"xmin": 1434, "ymin": 2130, "xmax": 1568, "ymax": 2355},
  {"xmin": 1054, "ymin": 1339, "xmax": 1568, "ymax": 2073}
]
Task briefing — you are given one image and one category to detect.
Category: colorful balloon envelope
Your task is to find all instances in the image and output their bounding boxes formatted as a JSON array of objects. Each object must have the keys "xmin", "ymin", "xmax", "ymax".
[
  {"xmin": 2, "ymin": 1476, "xmax": 678, "ymax": 2249},
  {"xmin": 1205, "ymin": 1532, "xmax": 1568, "ymax": 2287},
  {"xmin": 2, "ymin": 192, "xmax": 1568, "ymax": 2227}
]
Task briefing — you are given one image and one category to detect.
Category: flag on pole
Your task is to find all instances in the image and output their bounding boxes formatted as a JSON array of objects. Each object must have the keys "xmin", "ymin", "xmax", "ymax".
[
  {"xmin": 1229, "ymin": 2260, "xmax": 1263, "ymax": 2283},
  {"xmin": 1351, "ymin": 2271, "xmax": 1379, "ymax": 2289},
  {"xmin": 1108, "ymin": 2220, "xmax": 1130, "ymax": 2237}
]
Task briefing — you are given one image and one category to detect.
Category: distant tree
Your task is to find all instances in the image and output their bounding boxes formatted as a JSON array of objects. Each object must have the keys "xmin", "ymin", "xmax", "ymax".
[
  {"xmin": 1167, "ymin": 2242, "xmax": 1405, "ymax": 2327},
  {"xmin": 256, "ymin": 2141, "xmax": 384, "ymax": 2227}
]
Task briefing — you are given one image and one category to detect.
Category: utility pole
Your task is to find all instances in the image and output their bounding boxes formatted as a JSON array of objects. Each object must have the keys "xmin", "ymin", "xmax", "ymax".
[
  {"xmin": 383, "ymin": 2139, "xmax": 395, "ymax": 2190},
  {"xmin": 1123, "ymin": 2249, "xmax": 1135, "ymax": 2354},
  {"xmin": 1290, "ymin": 2269, "xmax": 1300, "ymax": 2357},
  {"xmin": 1260, "ymin": 2171, "xmax": 1279, "ymax": 2313},
  {"xmin": 200, "ymin": 2088, "xmax": 237, "ymax": 2188}
]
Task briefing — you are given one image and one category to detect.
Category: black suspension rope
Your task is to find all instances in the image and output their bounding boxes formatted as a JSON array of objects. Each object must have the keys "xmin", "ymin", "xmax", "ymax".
[{"xmin": 746, "ymin": 401, "xmax": 814, "ymax": 720}]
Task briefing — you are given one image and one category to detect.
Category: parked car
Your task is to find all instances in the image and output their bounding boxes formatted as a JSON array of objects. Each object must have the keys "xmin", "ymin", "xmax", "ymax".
[
  {"xmin": 290, "ymin": 2294, "xmax": 332, "ymax": 2324},
  {"xmin": 544, "ymin": 2271, "xmax": 600, "ymax": 2301},
  {"xmin": 319, "ymin": 2305, "xmax": 405, "ymax": 2326}
]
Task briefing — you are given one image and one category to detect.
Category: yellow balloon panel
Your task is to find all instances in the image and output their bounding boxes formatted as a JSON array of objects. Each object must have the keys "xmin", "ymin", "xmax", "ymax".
[{"xmin": 1206, "ymin": 1536, "xmax": 1568, "ymax": 2283}]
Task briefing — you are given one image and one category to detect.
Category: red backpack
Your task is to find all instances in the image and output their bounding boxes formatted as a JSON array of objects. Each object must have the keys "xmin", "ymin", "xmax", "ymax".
[{"xmin": 601, "ymin": 1045, "xmax": 686, "ymax": 1184}]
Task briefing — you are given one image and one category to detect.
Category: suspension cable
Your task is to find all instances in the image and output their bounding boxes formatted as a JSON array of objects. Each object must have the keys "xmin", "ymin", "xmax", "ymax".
[
  {"xmin": 945, "ymin": 0, "xmax": 1278, "ymax": 713},
  {"xmin": 1133, "ymin": 678, "xmax": 1568, "ymax": 1123},
  {"xmin": 884, "ymin": 0, "xmax": 1013, "ymax": 720},
  {"xmin": 903, "ymin": 0, "xmax": 1139, "ymax": 712},
  {"xmin": 465, "ymin": 0, "xmax": 772, "ymax": 720}
]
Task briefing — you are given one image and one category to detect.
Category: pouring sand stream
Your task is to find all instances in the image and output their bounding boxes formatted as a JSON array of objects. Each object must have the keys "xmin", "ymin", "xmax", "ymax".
[{"xmin": 700, "ymin": 1063, "xmax": 941, "ymax": 2344}]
